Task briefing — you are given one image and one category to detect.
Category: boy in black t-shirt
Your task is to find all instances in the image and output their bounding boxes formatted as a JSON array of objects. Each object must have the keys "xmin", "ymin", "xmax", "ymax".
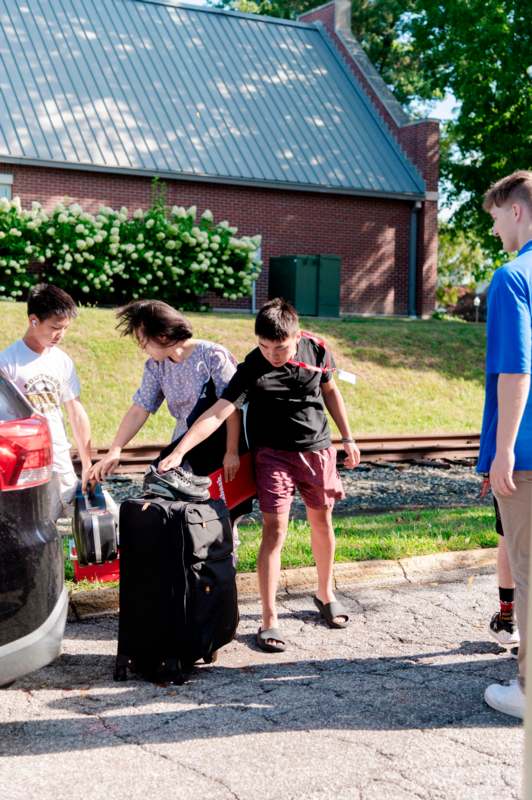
[{"xmin": 159, "ymin": 299, "xmax": 360, "ymax": 652}]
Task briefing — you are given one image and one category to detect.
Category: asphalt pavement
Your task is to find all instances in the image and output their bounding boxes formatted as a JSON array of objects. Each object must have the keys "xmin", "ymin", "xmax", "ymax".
[{"xmin": 0, "ymin": 569, "xmax": 524, "ymax": 800}]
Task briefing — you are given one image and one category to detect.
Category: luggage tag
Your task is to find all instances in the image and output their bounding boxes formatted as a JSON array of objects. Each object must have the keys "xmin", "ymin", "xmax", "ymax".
[{"xmin": 337, "ymin": 369, "xmax": 357, "ymax": 385}]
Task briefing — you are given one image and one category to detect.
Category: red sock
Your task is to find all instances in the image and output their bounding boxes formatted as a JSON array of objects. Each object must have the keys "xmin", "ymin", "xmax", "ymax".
[{"xmin": 499, "ymin": 588, "xmax": 515, "ymax": 622}]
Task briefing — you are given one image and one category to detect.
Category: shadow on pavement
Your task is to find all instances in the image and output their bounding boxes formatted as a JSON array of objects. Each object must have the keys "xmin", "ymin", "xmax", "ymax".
[{"xmin": 0, "ymin": 636, "xmax": 519, "ymax": 757}]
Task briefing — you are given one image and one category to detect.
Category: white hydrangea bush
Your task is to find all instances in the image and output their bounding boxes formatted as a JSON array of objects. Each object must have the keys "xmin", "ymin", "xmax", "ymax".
[
  {"xmin": 0, "ymin": 198, "xmax": 47, "ymax": 300},
  {"xmin": 0, "ymin": 196, "xmax": 262, "ymax": 307}
]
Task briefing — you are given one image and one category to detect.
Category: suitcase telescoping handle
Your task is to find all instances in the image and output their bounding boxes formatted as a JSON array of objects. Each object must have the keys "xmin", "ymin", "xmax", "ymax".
[{"xmin": 75, "ymin": 480, "xmax": 107, "ymax": 512}]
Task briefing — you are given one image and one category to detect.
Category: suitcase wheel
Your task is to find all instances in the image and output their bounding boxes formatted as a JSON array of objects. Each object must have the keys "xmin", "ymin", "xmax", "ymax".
[
  {"xmin": 203, "ymin": 649, "xmax": 219, "ymax": 665},
  {"xmin": 113, "ymin": 655, "xmax": 130, "ymax": 682},
  {"xmin": 158, "ymin": 658, "xmax": 186, "ymax": 685}
]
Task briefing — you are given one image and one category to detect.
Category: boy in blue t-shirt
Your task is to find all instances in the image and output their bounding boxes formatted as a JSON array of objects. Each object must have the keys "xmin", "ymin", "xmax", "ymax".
[{"xmin": 479, "ymin": 170, "xmax": 532, "ymax": 719}]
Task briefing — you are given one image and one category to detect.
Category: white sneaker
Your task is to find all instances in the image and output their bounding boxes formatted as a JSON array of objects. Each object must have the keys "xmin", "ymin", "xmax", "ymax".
[{"xmin": 484, "ymin": 679, "xmax": 525, "ymax": 719}]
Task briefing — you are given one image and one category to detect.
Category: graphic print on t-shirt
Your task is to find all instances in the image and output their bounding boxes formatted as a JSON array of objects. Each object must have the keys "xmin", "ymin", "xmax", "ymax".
[{"xmin": 24, "ymin": 373, "xmax": 62, "ymax": 414}]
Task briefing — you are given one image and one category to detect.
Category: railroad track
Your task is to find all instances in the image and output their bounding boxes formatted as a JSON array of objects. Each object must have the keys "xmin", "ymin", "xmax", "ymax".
[{"xmin": 73, "ymin": 433, "xmax": 480, "ymax": 474}]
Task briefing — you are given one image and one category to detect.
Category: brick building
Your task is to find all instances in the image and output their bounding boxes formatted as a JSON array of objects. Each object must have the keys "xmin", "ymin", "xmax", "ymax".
[{"xmin": 0, "ymin": 0, "xmax": 439, "ymax": 316}]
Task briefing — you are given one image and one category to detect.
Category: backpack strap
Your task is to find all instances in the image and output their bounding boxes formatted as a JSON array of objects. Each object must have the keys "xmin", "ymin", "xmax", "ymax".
[{"xmin": 287, "ymin": 330, "xmax": 334, "ymax": 375}]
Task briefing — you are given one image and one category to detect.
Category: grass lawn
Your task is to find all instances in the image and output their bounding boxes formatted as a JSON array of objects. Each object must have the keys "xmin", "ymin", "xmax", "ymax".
[
  {"xmin": 65, "ymin": 505, "xmax": 497, "ymax": 589},
  {"xmin": 1, "ymin": 302, "xmax": 486, "ymax": 447},
  {"xmin": 236, "ymin": 506, "xmax": 497, "ymax": 572}
]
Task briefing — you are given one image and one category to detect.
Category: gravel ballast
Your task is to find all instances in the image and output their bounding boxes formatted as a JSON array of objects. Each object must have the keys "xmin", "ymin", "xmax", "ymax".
[{"xmin": 101, "ymin": 460, "xmax": 490, "ymax": 520}]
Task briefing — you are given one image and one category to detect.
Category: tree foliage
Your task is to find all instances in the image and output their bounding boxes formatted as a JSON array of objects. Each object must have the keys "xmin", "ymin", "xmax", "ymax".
[
  {"xmin": 410, "ymin": 1, "xmax": 532, "ymax": 254},
  {"xmin": 436, "ymin": 222, "xmax": 494, "ymax": 306}
]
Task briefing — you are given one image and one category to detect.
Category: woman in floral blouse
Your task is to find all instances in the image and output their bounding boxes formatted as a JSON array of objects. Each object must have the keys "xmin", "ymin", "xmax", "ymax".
[{"xmin": 89, "ymin": 299, "xmax": 242, "ymax": 484}]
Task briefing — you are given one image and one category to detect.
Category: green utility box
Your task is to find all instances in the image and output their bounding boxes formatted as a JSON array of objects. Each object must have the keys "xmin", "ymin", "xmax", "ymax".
[{"xmin": 268, "ymin": 255, "xmax": 341, "ymax": 317}]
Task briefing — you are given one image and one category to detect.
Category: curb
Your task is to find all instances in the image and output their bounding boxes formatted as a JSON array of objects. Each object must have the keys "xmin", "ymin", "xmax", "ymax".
[{"xmin": 68, "ymin": 547, "xmax": 497, "ymax": 621}]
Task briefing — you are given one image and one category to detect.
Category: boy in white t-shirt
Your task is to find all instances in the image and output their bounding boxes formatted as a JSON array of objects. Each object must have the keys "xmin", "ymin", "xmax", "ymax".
[{"xmin": 0, "ymin": 284, "xmax": 93, "ymax": 519}]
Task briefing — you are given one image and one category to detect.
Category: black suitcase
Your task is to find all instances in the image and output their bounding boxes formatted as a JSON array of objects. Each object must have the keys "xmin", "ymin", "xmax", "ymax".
[
  {"xmin": 73, "ymin": 482, "xmax": 118, "ymax": 566},
  {"xmin": 114, "ymin": 496, "xmax": 238, "ymax": 684}
]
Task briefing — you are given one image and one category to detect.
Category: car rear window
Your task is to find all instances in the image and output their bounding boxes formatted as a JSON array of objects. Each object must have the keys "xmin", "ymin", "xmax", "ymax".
[{"xmin": 0, "ymin": 374, "xmax": 32, "ymax": 421}]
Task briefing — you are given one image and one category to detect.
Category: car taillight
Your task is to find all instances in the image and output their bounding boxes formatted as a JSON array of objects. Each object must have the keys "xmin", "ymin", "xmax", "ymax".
[{"xmin": 0, "ymin": 416, "xmax": 53, "ymax": 491}]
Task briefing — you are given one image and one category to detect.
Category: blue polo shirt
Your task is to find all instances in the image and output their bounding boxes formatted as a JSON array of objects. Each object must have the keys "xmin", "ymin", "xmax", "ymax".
[{"xmin": 477, "ymin": 239, "xmax": 532, "ymax": 472}]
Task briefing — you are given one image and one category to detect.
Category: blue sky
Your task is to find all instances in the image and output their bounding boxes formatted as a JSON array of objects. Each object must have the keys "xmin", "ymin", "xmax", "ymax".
[{"xmin": 427, "ymin": 95, "xmax": 458, "ymax": 122}]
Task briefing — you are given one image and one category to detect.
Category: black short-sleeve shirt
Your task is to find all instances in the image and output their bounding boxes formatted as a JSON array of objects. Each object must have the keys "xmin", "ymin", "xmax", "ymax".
[{"xmin": 221, "ymin": 337, "xmax": 335, "ymax": 452}]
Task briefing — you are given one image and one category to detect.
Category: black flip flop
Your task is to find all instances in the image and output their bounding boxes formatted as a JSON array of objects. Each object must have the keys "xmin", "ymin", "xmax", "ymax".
[
  {"xmin": 313, "ymin": 596, "xmax": 349, "ymax": 629},
  {"xmin": 256, "ymin": 627, "xmax": 286, "ymax": 653}
]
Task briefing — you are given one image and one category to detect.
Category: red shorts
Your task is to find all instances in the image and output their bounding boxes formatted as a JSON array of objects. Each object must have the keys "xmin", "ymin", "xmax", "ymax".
[{"xmin": 254, "ymin": 446, "xmax": 345, "ymax": 514}]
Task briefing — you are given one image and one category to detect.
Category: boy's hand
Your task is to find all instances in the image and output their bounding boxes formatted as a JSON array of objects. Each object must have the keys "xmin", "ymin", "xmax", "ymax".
[
  {"xmin": 490, "ymin": 450, "xmax": 516, "ymax": 497},
  {"xmin": 342, "ymin": 441, "xmax": 361, "ymax": 469},
  {"xmin": 158, "ymin": 448, "xmax": 184, "ymax": 473},
  {"xmin": 88, "ymin": 447, "xmax": 122, "ymax": 482},
  {"xmin": 223, "ymin": 452, "xmax": 240, "ymax": 482},
  {"xmin": 81, "ymin": 463, "xmax": 92, "ymax": 493}
]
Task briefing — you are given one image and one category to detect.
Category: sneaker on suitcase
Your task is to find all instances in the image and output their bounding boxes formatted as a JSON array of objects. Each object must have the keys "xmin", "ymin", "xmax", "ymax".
[{"xmin": 142, "ymin": 465, "xmax": 211, "ymax": 502}]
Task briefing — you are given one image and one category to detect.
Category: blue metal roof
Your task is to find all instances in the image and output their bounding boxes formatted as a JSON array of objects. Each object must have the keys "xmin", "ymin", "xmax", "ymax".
[{"xmin": 0, "ymin": 0, "xmax": 425, "ymax": 198}]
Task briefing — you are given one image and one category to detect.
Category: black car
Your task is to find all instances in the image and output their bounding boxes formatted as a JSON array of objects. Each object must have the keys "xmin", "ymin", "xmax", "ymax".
[{"xmin": 0, "ymin": 373, "xmax": 67, "ymax": 685}]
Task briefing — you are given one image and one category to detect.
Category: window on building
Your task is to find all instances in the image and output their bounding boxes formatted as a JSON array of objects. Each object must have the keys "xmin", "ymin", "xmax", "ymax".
[{"xmin": 0, "ymin": 174, "xmax": 13, "ymax": 199}]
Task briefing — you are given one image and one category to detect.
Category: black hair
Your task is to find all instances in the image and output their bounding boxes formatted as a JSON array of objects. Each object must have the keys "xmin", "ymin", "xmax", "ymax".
[
  {"xmin": 254, "ymin": 298, "xmax": 299, "ymax": 341},
  {"xmin": 27, "ymin": 283, "xmax": 77, "ymax": 321},
  {"xmin": 115, "ymin": 299, "xmax": 193, "ymax": 345}
]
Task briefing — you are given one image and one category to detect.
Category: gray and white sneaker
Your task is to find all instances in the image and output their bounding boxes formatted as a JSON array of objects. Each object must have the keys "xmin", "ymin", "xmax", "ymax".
[
  {"xmin": 489, "ymin": 611, "xmax": 520, "ymax": 648},
  {"xmin": 143, "ymin": 465, "xmax": 210, "ymax": 502},
  {"xmin": 174, "ymin": 466, "xmax": 211, "ymax": 488}
]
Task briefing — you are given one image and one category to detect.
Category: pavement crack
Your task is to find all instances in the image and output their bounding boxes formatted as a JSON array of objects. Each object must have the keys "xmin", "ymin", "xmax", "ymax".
[
  {"xmin": 395, "ymin": 769, "xmax": 433, "ymax": 799},
  {"xmin": 96, "ymin": 714, "xmax": 241, "ymax": 799},
  {"xmin": 320, "ymin": 732, "xmax": 399, "ymax": 766},
  {"xmin": 21, "ymin": 688, "xmax": 35, "ymax": 705},
  {"xmin": 366, "ymin": 775, "xmax": 428, "ymax": 800},
  {"xmin": 397, "ymin": 559, "xmax": 413, "ymax": 584},
  {"xmin": 500, "ymin": 770, "xmax": 520, "ymax": 798},
  {"xmin": 351, "ymin": 596, "xmax": 369, "ymax": 624},
  {"xmin": 438, "ymin": 731, "xmax": 516, "ymax": 766},
  {"xmin": 142, "ymin": 746, "xmax": 242, "ymax": 800},
  {"xmin": 426, "ymin": 598, "xmax": 476, "ymax": 625}
]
